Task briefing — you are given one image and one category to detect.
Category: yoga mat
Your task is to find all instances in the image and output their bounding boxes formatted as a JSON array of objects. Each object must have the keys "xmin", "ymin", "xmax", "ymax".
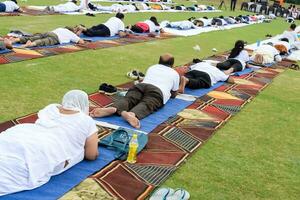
[
  {"xmin": 234, "ymin": 68, "xmax": 253, "ymax": 76},
  {"xmin": 184, "ymin": 82, "xmax": 224, "ymax": 97},
  {"xmin": 95, "ymin": 98, "xmax": 193, "ymax": 133},
  {"xmin": 2, "ymin": 147, "xmax": 115, "ymax": 200},
  {"xmin": 0, "ymin": 49, "xmax": 11, "ymax": 54},
  {"xmin": 80, "ymin": 35, "xmax": 120, "ymax": 42}
]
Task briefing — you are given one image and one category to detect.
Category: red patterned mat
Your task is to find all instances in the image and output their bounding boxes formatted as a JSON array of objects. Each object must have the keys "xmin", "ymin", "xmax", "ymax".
[{"xmin": 0, "ymin": 58, "xmax": 295, "ymax": 199}]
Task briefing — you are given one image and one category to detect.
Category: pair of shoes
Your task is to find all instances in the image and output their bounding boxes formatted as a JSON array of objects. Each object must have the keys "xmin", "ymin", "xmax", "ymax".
[
  {"xmin": 290, "ymin": 64, "xmax": 300, "ymax": 70},
  {"xmin": 149, "ymin": 187, "xmax": 190, "ymax": 200},
  {"xmin": 265, "ymin": 34, "xmax": 272, "ymax": 38},
  {"xmin": 126, "ymin": 70, "xmax": 145, "ymax": 80},
  {"xmin": 86, "ymin": 13, "xmax": 95, "ymax": 17},
  {"xmin": 99, "ymin": 83, "xmax": 117, "ymax": 95}
]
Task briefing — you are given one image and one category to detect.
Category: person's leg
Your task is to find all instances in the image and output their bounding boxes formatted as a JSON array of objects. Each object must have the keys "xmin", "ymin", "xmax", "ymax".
[
  {"xmin": 184, "ymin": 71, "xmax": 211, "ymax": 89},
  {"xmin": 216, "ymin": 60, "xmax": 233, "ymax": 70},
  {"xmin": 84, "ymin": 24, "xmax": 110, "ymax": 37},
  {"xmin": 18, "ymin": 33, "xmax": 45, "ymax": 44},
  {"xmin": 233, "ymin": 0, "xmax": 237, "ymax": 11},
  {"xmin": 112, "ymin": 85, "xmax": 143, "ymax": 115},
  {"xmin": 21, "ymin": 32, "xmax": 59, "ymax": 47},
  {"xmin": 129, "ymin": 84, "xmax": 164, "ymax": 120},
  {"xmin": 130, "ymin": 25, "xmax": 144, "ymax": 33},
  {"xmin": 230, "ymin": 0, "xmax": 233, "ymax": 11}
]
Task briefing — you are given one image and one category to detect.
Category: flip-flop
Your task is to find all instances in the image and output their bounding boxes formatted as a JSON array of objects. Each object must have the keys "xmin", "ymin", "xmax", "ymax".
[
  {"xmin": 149, "ymin": 187, "xmax": 175, "ymax": 200},
  {"xmin": 290, "ymin": 64, "xmax": 300, "ymax": 70},
  {"xmin": 166, "ymin": 188, "xmax": 190, "ymax": 200}
]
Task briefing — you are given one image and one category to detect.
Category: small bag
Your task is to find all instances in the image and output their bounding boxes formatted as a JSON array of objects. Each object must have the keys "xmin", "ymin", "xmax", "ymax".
[{"xmin": 99, "ymin": 128, "xmax": 148, "ymax": 159}]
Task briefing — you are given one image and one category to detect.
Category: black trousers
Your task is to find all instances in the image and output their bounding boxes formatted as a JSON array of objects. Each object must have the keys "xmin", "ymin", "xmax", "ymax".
[
  {"xmin": 216, "ymin": 59, "xmax": 243, "ymax": 72},
  {"xmin": 185, "ymin": 70, "xmax": 211, "ymax": 89},
  {"xmin": 231, "ymin": 0, "xmax": 237, "ymax": 11},
  {"xmin": 112, "ymin": 83, "xmax": 164, "ymax": 120},
  {"xmin": 83, "ymin": 24, "xmax": 110, "ymax": 37},
  {"xmin": 131, "ymin": 25, "xmax": 144, "ymax": 33}
]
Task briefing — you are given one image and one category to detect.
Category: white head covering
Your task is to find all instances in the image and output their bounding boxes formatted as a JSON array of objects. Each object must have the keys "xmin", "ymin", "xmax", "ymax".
[{"xmin": 62, "ymin": 90, "xmax": 89, "ymax": 115}]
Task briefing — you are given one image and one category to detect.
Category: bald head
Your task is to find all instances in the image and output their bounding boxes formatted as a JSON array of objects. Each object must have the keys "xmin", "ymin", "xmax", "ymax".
[{"xmin": 159, "ymin": 53, "xmax": 174, "ymax": 67}]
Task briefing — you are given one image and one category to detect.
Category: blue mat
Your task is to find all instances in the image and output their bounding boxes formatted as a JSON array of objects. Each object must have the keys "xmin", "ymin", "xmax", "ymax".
[
  {"xmin": 95, "ymin": 98, "xmax": 193, "ymax": 133},
  {"xmin": 184, "ymin": 82, "xmax": 224, "ymax": 97},
  {"xmin": 1, "ymin": 147, "xmax": 115, "ymax": 200},
  {"xmin": 248, "ymin": 61, "xmax": 275, "ymax": 67},
  {"xmin": 234, "ymin": 67, "xmax": 253, "ymax": 76},
  {"xmin": 80, "ymin": 34, "xmax": 120, "ymax": 42},
  {"xmin": 0, "ymin": 49, "xmax": 11, "ymax": 54}
]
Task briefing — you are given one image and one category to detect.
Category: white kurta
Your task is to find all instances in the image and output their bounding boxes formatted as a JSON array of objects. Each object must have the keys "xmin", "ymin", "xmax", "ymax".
[{"xmin": 0, "ymin": 104, "xmax": 97, "ymax": 196}]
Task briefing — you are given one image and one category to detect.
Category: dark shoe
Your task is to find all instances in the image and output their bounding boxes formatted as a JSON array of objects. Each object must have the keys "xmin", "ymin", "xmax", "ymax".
[{"xmin": 99, "ymin": 83, "xmax": 117, "ymax": 95}]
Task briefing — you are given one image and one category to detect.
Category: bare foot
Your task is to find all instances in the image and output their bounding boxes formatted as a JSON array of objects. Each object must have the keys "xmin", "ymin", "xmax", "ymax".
[
  {"xmin": 20, "ymin": 40, "xmax": 33, "ymax": 48},
  {"xmin": 121, "ymin": 111, "xmax": 140, "ymax": 129},
  {"xmin": 90, "ymin": 107, "xmax": 117, "ymax": 117},
  {"xmin": 4, "ymin": 39, "xmax": 13, "ymax": 49},
  {"xmin": 178, "ymin": 76, "xmax": 189, "ymax": 93},
  {"xmin": 223, "ymin": 68, "xmax": 235, "ymax": 75}
]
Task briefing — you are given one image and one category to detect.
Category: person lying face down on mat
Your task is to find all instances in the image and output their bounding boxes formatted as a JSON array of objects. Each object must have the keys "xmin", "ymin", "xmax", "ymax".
[
  {"xmin": 251, "ymin": 42, "xmax": 283, "ymax": 64},
  {"xmin": 0, "ymin": 90, "xmax": 99, "ymax": 196},
  {"xmin": 44, "ymin": 0, "xmax": 81, "ymax": 13},
  {"xmin": 8, "ymin": 26, "xmax": 85, "ymax": 48},
  {"xmin": 165, "ymin": 17, "xmax": 203, "ymax": 30},
  {"xmin": 90, "ymin": 53, "xmax": 181, "ymax": 129},
  {"xmin": 0, "ymin": 37, "xmax": 13, "ymax": 50},
  {"xmin": 281, "ymin": 23, "xmax": 300, "ymax": 49},
  {"xmin": 178, "ymin": 60, "xmax": 235, "ymax": 93},
  {"xmin": 216, "ymin": 40, "xmax": 250, "ymax": 73},
  {"xmin": 0, "ymin": 0, "xmax": 23, "ymax": 13},
  {"xmin": 127, "ymin": 16, "xmax": 165, "ymax": 34},
  {"xmin": 74, "ymin": 13, "xmax": 127, "ymax": 37}
]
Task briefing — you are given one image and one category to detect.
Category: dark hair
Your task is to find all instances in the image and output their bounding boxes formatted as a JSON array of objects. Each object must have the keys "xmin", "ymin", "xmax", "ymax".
[
  {"xmin": 229, "ymin": 40, "xmax": 245, "ymax": 58},
  {"xmin": 280, "ymin": 38, "xmax": 289, "ymax": 43},
  {"xmin": 71, "ymin": 0, "xmax": 77, "ymax": 4},
  {"xmin": 11, "ymin": 0, "xmax": 17, "ymax": 3},
  {"xmin": 150, "ymin": 16, "xmax": 159, "ymax": 26},
  {"xmin": 116, "ymin": 13, "xmax": 124, "ymax": 20},
  {"xmin": 290, "ymin": 23, "xmax": 296, "ymax": 30},
  {"xmin": 159, "ymin": 55, "xmax": 174, "ymax": 67},
  {"xmin": 203, "ymin": 16, "xmax": 208, "ymax": 19}
]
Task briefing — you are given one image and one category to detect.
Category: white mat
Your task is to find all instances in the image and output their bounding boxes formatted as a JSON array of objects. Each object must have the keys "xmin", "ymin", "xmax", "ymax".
[{"xmin": 162, "ymin": 21, "xmax": 262, "ymax": 37}]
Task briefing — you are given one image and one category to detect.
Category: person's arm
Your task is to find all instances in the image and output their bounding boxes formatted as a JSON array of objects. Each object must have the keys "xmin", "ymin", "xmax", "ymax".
[
  {"xmin": 170, "ymin": 90, "xmax": 178, "ymax": 98},
  {"xmin": 226, "ymin": 76, "xmax": 235, "ymax": 84},
  {"xmin": 84, "ymin": 132, "xmax": 99, "ymax": 160},
  {"xmin": 77, "ymin": 39, "xmax": 85, "ymax": 44},
  {"xmin": 118, "ymin": 31, "xmax": 128, "ymax": 37}
]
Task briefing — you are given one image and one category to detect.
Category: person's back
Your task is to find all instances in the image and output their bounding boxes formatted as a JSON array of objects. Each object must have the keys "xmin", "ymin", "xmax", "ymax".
[
  {"xmin": 0, "ymin": 90, "xmax": 98, "ymax": 196},
  {"xmin": 51, "ymin": 27, "xmax": 81, "ymax": 44},
  {"xmin": 190, "ymin": 62, "xmax": 229, "ymax": 85},
  {"xmin": 103, "ymin": 16, "xmax": 125, "ymax": 36},
  {"xmin": 1, "ymin": 0, "xmax": 19, "ymax": 12},
  {"xmin": 143, "ymin": 64, "xmax": 179, "ymax": 104},
  {"xmin": 282, "ymin": 30, "xmax": 298, "ymax": 44}
]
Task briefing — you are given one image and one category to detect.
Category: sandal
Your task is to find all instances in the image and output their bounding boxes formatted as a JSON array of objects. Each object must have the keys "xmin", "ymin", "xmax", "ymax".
[
  {"xmin": 99, "ymin": 83, "xmax": 117, "ymax": 95},
  {"xmin": 290, "ymin": 64, "xmax": 300, "ymax": 70},
  {"xmin": 166, "ymin": 188, "xmax": 190, "ymax": 200},
  {"xmin": 126, "ymin": 70, "xmax": 145, "ymax": 80},
  {"xmin": 149, "ymin": 187, "xmax": 175, "ymax": 200}
]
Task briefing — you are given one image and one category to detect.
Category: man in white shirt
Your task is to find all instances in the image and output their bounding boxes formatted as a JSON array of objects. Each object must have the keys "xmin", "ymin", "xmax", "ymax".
[
  {"xmin": 75, "ymin": 13, "xmax": 127, "ymax": 37},
  {"xmin": 251, "ymin": 43, "xmax": 282, "ymax": 64},
  {"xmin": 0, "ymin": 0, "xmax": 22, "ymax": 12},
  {"xmin": 9, "ymin": 27, "xmax": 84, "ymax": 48},
  {"xmin": 179, "ymin": 61, "xmax": 234, "ymax": 93},
  {"xmin": 281, "ymin": 23, "xmax": 300, "ymax": 49},
  {"xmin": 45, "ymin": 0, "xmax": 80, "ymax": 13},
  {"xmin": 167, "ymin": 18, "xmax": 199, "ymax": 30},
  {"xmin": 91, "ymin": 54, "xmax": 180, "ymax": 129}
]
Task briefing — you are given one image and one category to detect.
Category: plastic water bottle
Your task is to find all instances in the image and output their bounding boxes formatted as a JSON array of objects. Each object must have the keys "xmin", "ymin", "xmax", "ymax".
[
  {"xmin": 127, "ymin": 134, "xmax": 139, "ymax": 164},
  {"xmin": 256, "ymin": 40, "xmax": 261, "ymax": 47}
]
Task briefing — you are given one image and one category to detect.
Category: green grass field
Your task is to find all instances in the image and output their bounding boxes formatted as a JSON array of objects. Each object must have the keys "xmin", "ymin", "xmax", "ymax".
[{"xmin": 0, "ymin": 0, "xmax": 300, "ymax": 199}]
